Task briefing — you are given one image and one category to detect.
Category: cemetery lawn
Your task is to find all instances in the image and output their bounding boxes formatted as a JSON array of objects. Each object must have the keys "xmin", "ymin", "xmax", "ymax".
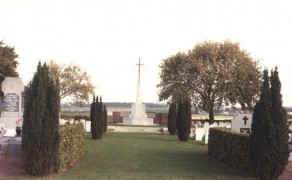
[{"xmin": 6, "ymin": 133, "xmax": 255, "ymax": 180}]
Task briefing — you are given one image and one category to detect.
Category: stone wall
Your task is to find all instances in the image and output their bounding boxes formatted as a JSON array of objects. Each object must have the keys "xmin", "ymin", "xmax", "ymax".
[{"xmin": 154, "ymin": 113, "xmax": 168, "ymax": 125}]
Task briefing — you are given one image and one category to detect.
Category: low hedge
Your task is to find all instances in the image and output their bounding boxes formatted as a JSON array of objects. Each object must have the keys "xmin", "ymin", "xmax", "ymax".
[
  {"xmin": 60, "ymin": 115, "xmax": 89, "ymax": 121},
  {"xmin": 56, "ymin": 123, "xmax": 86, "ymax": 173},
  {"xmin": 208, "ymin": 128, "xmax": 255, "ymax": 177}
]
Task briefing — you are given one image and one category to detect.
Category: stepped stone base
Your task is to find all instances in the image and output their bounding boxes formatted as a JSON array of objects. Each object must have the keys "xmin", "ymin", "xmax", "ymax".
[{"xmin": 0, "ymin": 137, "xmax": 21, "ymax": 157}]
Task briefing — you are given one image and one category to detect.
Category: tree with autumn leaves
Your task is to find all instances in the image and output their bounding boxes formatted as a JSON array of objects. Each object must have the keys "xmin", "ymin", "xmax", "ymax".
[
  {"xmin": 0, "ymin": 41, "xmax": 19, "ymax": 77},
  {"xmin": 158, "ymin": 40, "xmax": 262, "ymax": 123},
  {"xmin": 48, "ymin": 60, "xmax": 95, "ymax": 104}
]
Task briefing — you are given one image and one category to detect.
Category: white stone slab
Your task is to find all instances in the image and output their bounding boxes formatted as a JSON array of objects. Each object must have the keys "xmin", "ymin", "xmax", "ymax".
[
  {"xmin": 0, "ymin": 118, "xmax": 20, "ymax": 129},
  {"xmin": 4, "ymin": 128, "xmax": 16, "ymax": 137},
  {"xmin": 231, "ymin": 114, "xmax": 252, "ymax": 133},
  {"xmin": 80, "ymin": 119, "xmax": 86, "ymax": 131},
  {"xmin": 195, "ymin": 127, "xmax": 205, "ymax": 141},
  {"xmin": 110, "ymin": 126, "xmax": 161, "ymax": 133},
  {"xmin": 59, "ymin": 119, "xmax": 67, "ymax": 125},
  {"xmin": 190, "ymin": 127, "xmax": 195, "ymax": 138},
  {"xmin": 205, "ymin": 130, "xmax": 209, "ymax": 144},
  {"xmin": 85, "ymin": 121, "xmax": 91, "ymax": 132},
  {"xmin": 122, "ymin": 103, "xmax": 154, "ymax": 125}
]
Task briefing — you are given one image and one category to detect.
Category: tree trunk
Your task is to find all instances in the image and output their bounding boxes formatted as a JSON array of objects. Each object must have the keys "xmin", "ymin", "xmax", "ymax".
[{"xmin": 209, "ymin": 106, "xmax": 215, "ymax": 124}]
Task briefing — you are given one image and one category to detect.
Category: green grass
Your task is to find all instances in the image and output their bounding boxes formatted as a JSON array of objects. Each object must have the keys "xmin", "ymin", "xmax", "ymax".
[{"xmin": 6, "ymin": 133, "xmax": 255, "ymax": 180}]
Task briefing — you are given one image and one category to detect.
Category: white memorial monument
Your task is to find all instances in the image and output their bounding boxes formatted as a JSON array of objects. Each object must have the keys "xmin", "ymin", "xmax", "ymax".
[
  {"xmin": 231, "ymin": 113, "xmax": 252, "ymax": 133},
  {"xmin": 0, "ymin": 77, "xmax": 24, "ymax": 129},
  {"xmin": 123, "ymin": 59, "xmax": 154, "ymax": 125}
]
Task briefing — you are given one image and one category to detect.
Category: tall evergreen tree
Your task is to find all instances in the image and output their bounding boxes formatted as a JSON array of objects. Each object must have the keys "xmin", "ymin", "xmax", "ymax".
[
  {"xmin": 250, "ymin": 69, "xmax": 271, "ymax": 177},
  {"xmin": 103, "ymin": 104, "xmax": 108, "ymax": 133},
  {"xmin": 250, "ymin": 68, "xmax": 289, "ymax": 179},
  {"xmin": 90, "ymin": 95, "xmax": 104, "ymax": 139},
  {"xmin": 96, "ymin": 96, "xmax": 104, "ymax": 139},
  {"xmin": 176, "ymin": 99, "xmax": 191, "ymax": 141},
  {"xmin": 90, "ymin": 95, "xmax": 98, "ymax": 139},
  {"xmin": 168, "ymin": 102, "xmax": 177, "ymax": 135},
  {"xmin": 268, "ymin": 67, "xmax": 289, "ymax": 178},
  {"xmin": 22, "ymin": 62, "xmax": 60, "ymax": 176}
]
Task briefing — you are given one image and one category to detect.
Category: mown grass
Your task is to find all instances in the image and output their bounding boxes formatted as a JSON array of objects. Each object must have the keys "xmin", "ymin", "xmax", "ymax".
[{"xmin": 6, "ymin": 133, "xmax": 255, "ymax": 180}]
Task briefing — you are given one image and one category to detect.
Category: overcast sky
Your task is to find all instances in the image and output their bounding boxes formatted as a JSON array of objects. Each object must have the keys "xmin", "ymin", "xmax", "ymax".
[{"xmin": 1, "ymin": 0, "xmax": 292, "ymax": 105}]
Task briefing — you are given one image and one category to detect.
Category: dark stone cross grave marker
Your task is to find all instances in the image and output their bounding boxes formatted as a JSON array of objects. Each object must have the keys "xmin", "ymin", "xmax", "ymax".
[{"xmin": 243, "ymin": 116, "xmax": 248, "ymax": 125}]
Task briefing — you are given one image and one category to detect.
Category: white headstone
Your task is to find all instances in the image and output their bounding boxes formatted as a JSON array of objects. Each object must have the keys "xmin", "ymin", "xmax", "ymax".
[
  {"xmin": 204, "ymin": 122, "xmax": 209, "ymax": 128},
  {"xmin": 80, "ymin": 119, "xmax": 86, "ymax": 131},
  {"xmin": 195, "ymin": 127, "xmax": 205, "ymax": 141},
  {"xmin": 205, "ymin": 130, "xmax": 209, "ymax": 144},
  {"xmin": 226, "ymin": 122, "xmax": 231, "ymax": 128},
  {"xmin": 69, "ymin": 119, "xmax": 74, "ymax": 124},
  {"xmin": 59, "ymin": 119, "xmax": 67, "ymax": 125},
  {"xmin": 85, "ymin": 121, "xmax": 91, "ymax": 132},
  {"xmin": 190, "ymin": 127, "xmax": 195, "ymax": 138},
  {"xmin": 0, "ymin": 77, "xmax": 24, "ymax": 129},
  {"xmin": 231, "ymin": 114, "xmax": 252, "ymax": 133}
]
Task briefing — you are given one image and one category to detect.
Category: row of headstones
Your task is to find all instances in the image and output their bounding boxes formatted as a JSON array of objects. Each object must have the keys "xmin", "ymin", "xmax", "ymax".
[
  {"xmin": 59, "ymin": 119, "xmax": 92, "ymax": 132},
  {"xmin": 191, "ymin": 122, "xmax": 231, "ymax": 144},
  {"xmin": 191, "ymin": 114, "xmax": 253, "ymax": 144}
]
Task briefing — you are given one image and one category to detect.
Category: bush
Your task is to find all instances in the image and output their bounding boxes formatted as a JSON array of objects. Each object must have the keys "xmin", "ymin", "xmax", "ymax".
[
  {"xmin": 208, "ymin": 128, "xmax": 255, "ymax": 177},
  {"xmin": 56, "ymin": 123, "xmax": 86, "ymax": 173},
  {"xmin": 250, "ymin": 68, "xmax": 289, "ymax": 178},
  {"xmin": 176, "ymin": 99, "xmax": 191, "ymax": 141},
  {"xmin": 90, "ymin": 96, "xmax": 104, "ymax": 139},
  {"xmin": 103, "ymin": 105, "xmax": 108, "ymax": 133},
  {"xmin": 168, "ymin": 103, "xmax": 177, "ymax": 135},
  {"xmin": 22, "ymin": 62, "xmax": 60, "ymax": 176}
]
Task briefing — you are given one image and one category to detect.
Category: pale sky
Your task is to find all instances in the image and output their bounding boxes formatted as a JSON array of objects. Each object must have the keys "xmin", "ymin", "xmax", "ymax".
[{"xmin": 1, "ymin": 0, "xmax": 292, "ymax": 105}]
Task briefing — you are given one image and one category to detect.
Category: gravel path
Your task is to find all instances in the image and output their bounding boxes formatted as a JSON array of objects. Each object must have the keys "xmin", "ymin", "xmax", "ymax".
[{"xmin": 0, "ymin": 155, "xmax": 25, "ymax": 180}]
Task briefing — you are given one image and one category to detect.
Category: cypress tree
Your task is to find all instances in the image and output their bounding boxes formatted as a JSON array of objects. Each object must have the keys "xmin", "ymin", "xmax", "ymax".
[
  {"xmin": 90, "ymin": 95, "xmax": 98, "ymax": 139},
  {"xmin": 103, "ymin": 104, "xmax": 108, "ymax": 133},
  {"xmin": 250, "ymin": 69, "xmax": 271, "ymax": 177},
  {"xmin": 268, "ymin": 67, "xmax": 289, "ymax": 178},
  {"xmin": 42, "ymin": 63, "xmax": 60, "ymax": 174},
  {"xmin": 250, "ymin": 68, "xmax": 289, "ymax": 179},
  {"xmin": 95, "ymin": 96, "xmax": 104, "ymax": 139},
  {"xmin": 22, "ymin": 62, "xmax": 60, "ymax": 176},
  {"xmin": 176, "ymin": 99, "xmax": 191, "ymax": 141},
  {"xmin": 168, "ymin": 102, "xmax": 177, "ymax": 135},
  {"xmin": 90, "ymin": 95, "xmax": 104, "ymax": 139}
]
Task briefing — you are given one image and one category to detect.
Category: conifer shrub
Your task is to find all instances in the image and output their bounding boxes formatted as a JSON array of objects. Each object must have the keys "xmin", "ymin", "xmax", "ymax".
[
  {"xmin": 168, "ymin": 102, "xmax": 177, "ymax": 135},
  {"xmin": 103, "ymin": 105, "xmax": 108, "ymax": 133},
  {"xmin": 22, "ymin": 62, "xmax": 60, "ymax": 176},
  {"xmin": 90, "ymin": 95, "xmax": 98, "ymax": 139},
  {"xmin": 90, "ymin": 95, "xmax": 104, "ymax": 139},
  {"xmin": 96, "ymin": 97, "xmax": 104, "ymax": 139},
  {"xmin": 250, "ymin": 68, "xmax": 289, "ymax": 179},
  {"xmin": 176, "ymin": 99, "xmax": 191, "ymax": 141}
]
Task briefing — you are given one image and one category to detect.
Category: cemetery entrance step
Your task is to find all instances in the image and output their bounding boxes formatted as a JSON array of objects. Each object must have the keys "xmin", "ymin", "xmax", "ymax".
[{"xmin": 0, "ymin": 137, "xmax": 22, "ymax": 157}]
